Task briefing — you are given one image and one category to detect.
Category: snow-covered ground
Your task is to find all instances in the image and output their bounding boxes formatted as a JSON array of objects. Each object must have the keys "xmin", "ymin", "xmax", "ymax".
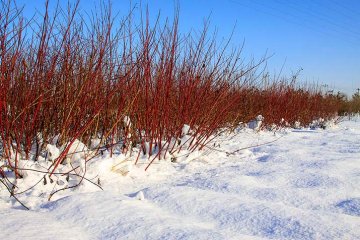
[{"xmin": 1, "ymin": 118, "xmax": 360, "ymax": 239}]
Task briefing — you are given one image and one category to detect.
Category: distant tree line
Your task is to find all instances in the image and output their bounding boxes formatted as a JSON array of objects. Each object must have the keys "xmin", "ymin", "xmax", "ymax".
[{"xmin": 336, "ymin": 91, "xmax": 360, "ymax": 114}]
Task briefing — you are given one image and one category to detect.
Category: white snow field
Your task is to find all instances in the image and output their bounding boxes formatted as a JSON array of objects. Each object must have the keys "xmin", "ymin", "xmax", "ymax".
[{"xmin": 1, "ymin": 119, "xmax": 360, "ymax": 239}]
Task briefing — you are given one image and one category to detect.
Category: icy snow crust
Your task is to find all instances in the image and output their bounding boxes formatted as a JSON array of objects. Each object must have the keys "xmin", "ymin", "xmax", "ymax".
[{"xmin": 1, "ymin": 119, "xmax": 360, "ymax": 239}]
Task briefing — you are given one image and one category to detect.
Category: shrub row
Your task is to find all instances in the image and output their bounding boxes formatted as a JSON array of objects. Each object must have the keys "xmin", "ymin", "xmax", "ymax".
[{"xmin": 0, "ymin": 0, "xmax": 343, "ymax": 178}]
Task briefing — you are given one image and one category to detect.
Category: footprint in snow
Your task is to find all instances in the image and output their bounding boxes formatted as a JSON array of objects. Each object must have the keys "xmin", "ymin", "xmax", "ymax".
[
  {"xmin": 336, "ymin": 198, "xmax": 360, "ymax": 217},
  {"xmin": 126, "ymin": 190, "xmax": 145, "ymax": 201},
  {"xmin": 292, "ymin": 173, "xmax": 339, "ymax": 188},
  {"xmin": 257, "ymin": 155, "xmax": 271, "ymax": 162}
]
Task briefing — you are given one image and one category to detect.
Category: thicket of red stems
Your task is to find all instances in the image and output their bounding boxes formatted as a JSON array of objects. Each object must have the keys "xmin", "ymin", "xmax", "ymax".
[
  {"xmin": 0, "ymin": 0, "xmax": 343, "ymax": 178},
  {"xmin": 235, "ymin": 80, "xmax": 342, "ymax": 126}
]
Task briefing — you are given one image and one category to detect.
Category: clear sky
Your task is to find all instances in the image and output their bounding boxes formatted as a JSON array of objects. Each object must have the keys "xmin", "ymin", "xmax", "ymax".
[{"xmin": 15, "ymin": 0, "xmax": 360, "ymax": 96}]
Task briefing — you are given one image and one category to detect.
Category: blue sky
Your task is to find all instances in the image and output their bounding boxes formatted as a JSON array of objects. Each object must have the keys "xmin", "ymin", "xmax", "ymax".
[{"xmin": 16, "ymin": 0, "xmax": 360, "ymax": 96}]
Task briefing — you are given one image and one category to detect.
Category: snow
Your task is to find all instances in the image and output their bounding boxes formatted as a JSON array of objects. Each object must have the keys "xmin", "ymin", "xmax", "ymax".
[
  {"xmin": 182, "ymin": 124, "xmax": 191, "ymax": 136},
  {"xmin": 123, "ymin": 116, "xmax": 132, "ymax": 128},
  {"xmin": 45, "ymin": 144, "xmax": 60, "ymax": 162},
  {"xmin": 248, "ymin": 115, "xmax": 264, "ymax": 131},
  {"xmin": 1, "ymin": 119, "xmax": 360, "ymax": 239}
]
